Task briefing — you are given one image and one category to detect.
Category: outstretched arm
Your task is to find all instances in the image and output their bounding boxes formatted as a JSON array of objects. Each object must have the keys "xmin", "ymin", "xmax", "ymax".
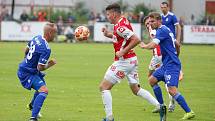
[{"xmin": 140, "ymin": 41, "xmax": 157, "ymax": 50}]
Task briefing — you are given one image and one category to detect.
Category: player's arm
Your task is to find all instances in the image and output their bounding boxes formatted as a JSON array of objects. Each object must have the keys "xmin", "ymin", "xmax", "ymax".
[
  {"xmin": 175, "ymin": 40, "xmax": 180, "ymax": 56},
  {"xmin": 37, "ymin": 50, "xmax": 56, "ymax": 71},
  {"xmin": 116, "ymin": 34, "xmax": 140, "ymax": 57},
  {"xmin": 140, "ymin": 41, "xmax": 157, "ymax": 49},
  {"xmin": 37, "ymin": 59, "xmax": 56, "ymax": 71},
  {"xmin": 24, "ymin": 47, "xmax": 29, "ymax": 57},
  {"xmin": 175, "ymin": 24, "xmax": 181, "ymax": 44},
  {"xmin": 102, "ymin": 27, "xmax": 113, "ymax": 38}
]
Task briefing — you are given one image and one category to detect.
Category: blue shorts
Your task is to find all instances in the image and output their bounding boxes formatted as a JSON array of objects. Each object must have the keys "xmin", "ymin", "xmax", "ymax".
[
  {"xmin": 17, "ymin": 70, "xmax": 46, "ymax": 90},
  {"xmin": 152, "ymin": 64, "xmax": 181, "ymax": 87}
]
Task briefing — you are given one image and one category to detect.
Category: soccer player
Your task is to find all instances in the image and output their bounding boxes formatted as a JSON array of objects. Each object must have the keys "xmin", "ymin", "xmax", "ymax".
[
  {"xmin": 140, "ymin": 16, "xmax": 162, "ymax": 113},
  {"xmin": 160, "ymin": 1, "xmax": 183, "ymax": 112},
  {"xmin": 17, "ymin": 23, "xmax": 57, "ymax": 121},
  {"xmin": 141, "ymin": 12, "xmax": 195, "ymax": 120},
  {"xmin": 99, "ymin": 3, "xmax": 164, "ymax": 121}
]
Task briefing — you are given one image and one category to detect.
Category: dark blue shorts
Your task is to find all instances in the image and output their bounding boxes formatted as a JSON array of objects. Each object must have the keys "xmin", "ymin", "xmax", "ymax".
[
  {"xmin": 17, "ymin": 70, "xmax": 46, "ymax": 90},
  {"xmin": 152, "ymin": 64, "xmax": 181, "ymax": 87}
]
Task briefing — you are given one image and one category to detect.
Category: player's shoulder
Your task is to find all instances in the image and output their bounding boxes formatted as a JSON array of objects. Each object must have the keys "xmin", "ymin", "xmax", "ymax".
[
  {"xmin": 168, "ymin": 12, "xmax": 175, "ymax": 16},
  {"xmin": 34, "ymin": 35, "xmax": 50, "ymax": 51}
]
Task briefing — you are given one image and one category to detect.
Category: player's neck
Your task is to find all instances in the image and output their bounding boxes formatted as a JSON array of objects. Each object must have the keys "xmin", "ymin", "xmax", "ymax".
[
  {"xmin": 43, "ymin": 36, "xmax": 49, "ymax": 42},
  {"xmin": 114, "ymin": 16, "xmax": 122, "ymax": 24}
]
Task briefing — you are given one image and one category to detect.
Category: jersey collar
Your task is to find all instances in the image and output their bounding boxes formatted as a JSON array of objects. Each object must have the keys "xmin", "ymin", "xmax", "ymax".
[{"xmin": 162, "ymin": 11, "xmax": 170, "ymax": 17}]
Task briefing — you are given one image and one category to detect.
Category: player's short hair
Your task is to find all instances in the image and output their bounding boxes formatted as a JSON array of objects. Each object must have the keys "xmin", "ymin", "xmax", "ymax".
[
  {"xmin": 105, "ymin": 3, "xmax": 121, "ymax": 14},
  {"xmin": 161, "ymin": 1, "xmax": 169, "ymax": 7},
  {"xmin": 148, "ymin": 12, "xmax": 161, "ymax": 21},
  {"xmin": 143, "ymin": 16, "xmax": 149, "ymax": 25}
]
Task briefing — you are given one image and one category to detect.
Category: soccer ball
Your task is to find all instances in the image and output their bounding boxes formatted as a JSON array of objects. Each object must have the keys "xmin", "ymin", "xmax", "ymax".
[{"xmin": 74, "ymin": 26, "xmax": 90, "ymax": 41}]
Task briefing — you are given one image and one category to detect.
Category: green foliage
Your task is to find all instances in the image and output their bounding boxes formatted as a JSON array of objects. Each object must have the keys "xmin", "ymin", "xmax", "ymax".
[{"xmin": 133, "ymin": 3, "xmax": 155, "ymax": 15}]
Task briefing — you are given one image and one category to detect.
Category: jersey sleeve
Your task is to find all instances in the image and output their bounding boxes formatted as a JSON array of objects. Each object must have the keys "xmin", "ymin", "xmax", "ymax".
[
  {"xmin": 153, "ymin": 30, "xmax": 165, "ymax": 44},
  {"xmin": 172, "ymin": 15, "xmax": 179, "ymax": 25},
  {"xmin": 116, "ymin": 26, "xmax": 134, "ymax": 40},
  {"xmin": 38, "ymin": 49, "xmax": 51, "ymax": 65}
]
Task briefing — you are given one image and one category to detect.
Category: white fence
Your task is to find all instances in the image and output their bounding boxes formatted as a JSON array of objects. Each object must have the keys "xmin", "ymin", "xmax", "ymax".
[
  {"xmin": 183, "ymin": 25, "xmax": 215, "ymax": 44},
  {"xmin": 1, "ymin": 21, "xmax": 47, "ymax": 41}
]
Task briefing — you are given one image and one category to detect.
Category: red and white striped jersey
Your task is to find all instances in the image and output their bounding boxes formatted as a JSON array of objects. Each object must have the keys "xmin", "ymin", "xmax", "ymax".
[
  {"xmin": 148, "ymin": 26, "xmax": 161, "ymax": 56},
  {"xmin": 113, "ymin": 17, "xmax": 136, "ymax": 61}
]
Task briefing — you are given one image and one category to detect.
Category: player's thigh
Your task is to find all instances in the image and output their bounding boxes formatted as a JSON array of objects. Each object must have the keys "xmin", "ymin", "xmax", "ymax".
[
  {"xmin": 103, "ymin": 61, "xmax": 129, "ymax": 84},
  {"xmin": 126, "ymin": 65, "xmax": 139, "ymax": 84},
  {"xmin": 31, "ymin": 75, "xmax": 47, "ymax": 91},
  {"xmin": 151, "ymin": 67, "xmax": 165, "ymax": 84},
  {"xmin": 165, "ymin": 69, "xmax": 180, "ymax": 87}
]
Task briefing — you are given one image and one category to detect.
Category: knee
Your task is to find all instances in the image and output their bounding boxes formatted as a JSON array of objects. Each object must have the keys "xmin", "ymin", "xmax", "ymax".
[
  {"xmin": 148, "ymin": 76, "xmax": 157, "ymax": 87},
  {"xmin": 131, "ymin": 84, "xmax": 140, "ymax": 95},
  {"xmin": 168, "ymin": 88, "xmax": 177, "ymax": 96},
  {"xmin": 39, "ymin": 86, "xmax": 49, "ymax": 94}
]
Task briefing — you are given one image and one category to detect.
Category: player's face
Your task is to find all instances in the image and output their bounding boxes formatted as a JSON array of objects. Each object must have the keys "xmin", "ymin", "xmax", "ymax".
[
  {"xmin": 149, "ymin": 17, "xmax": 158, "ymax": 29},
  {"xmin": 48, "ymin": 27, "xmax": 57, "ymax": 42},
  {"xmin": 106, "ymin": 10, "xmax": 116, "ymax": 24},
  {"xmin": 160, "ymin": 4, "xmax": 168, "ymax": 14},
  {"xmin": 144, "ymin": 18, "xmax": 151, "ymax": 31}
]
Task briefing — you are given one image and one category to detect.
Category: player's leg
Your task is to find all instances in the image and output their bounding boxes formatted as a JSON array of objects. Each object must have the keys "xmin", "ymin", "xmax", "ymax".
[
  {"xmin": 27, "ymin": 91, "xmax": 42, "ymax": 118},
  {"xmin": 127, "ymin": 67, "xmax": 160, "ymax": 108},
  {"xmin": 166, "ymin": 70, "xmax": 195, "ymax": 119},
  {"xmin": 165, "ymin": 84, "xmax": 175, "ymax": 112},
  {"xmin": 99, "ymin": 63, "xmax": 121, "ymax": 121},
  {"xmin": 99, "ymin": 79, "xmax": 114, "ymax": 121},
  {"xmin": 149, "ymin": 68, "xmax": 164, "ymax": 105},
  {"xmin": 30, "ymin": 75, "xmax": 48, "ymax": 120}
]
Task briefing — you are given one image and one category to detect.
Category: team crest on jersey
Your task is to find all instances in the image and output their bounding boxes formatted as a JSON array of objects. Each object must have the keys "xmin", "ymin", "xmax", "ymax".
[
  {"xmin": 118, "ymin": 27, "xmax": 126, "ymax": 33},
  {"xmin": 116, "ymin": 71, "xmax": 125, "ymax": 79},
  {"xmin": 165, "ymin": 18, "xmax": 169, "ymax": 22}
]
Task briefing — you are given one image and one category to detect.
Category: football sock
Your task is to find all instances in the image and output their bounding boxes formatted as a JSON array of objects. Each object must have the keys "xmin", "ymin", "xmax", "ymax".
[
  {"xmin": 173, "ymin": 93, "xmax": 191, "ymax": 113},
  {"xmin": 30, "ymin": 91, "xmax": 39, "ymax": 106},
  {"xmin": 152, "ymin": 84, "xmax": 164, "ymax": 104},
  {"xmin": 137, "ymin": 88, "xmax": 160, "ymax": 107},
  {"xmin": 101, "ymin": 90, "xmax": 113, "ymax": 119},
  {"xmin": 165, "ymin": 84, "xmax": 174, "ymax": 105},
  {"xmin": 32, "ymin": 92, "xmax": 47, "ymax": 118}
]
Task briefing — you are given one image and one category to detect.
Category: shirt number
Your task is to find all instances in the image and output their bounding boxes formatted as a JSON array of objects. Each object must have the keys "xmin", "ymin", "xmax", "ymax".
[{"xmin": 26, "ymin": 41, "xmax": 35, "ymax": 60}]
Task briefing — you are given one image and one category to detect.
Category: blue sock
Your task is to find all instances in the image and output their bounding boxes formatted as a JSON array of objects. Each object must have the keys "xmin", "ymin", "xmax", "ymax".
[
  {"xmin": 152, "ymin": 84, "xmax": 164, "ymax": 104},
  {"xmin": 31, "ymin": 92, "xmax": 47, "ymax": 118},
  {"xmin": 30, "ymin": 91, "xmax": 39, "ymax": 106},
  {"xmin": 173, "ymin": 93, "xmax": 191, "ymax": 113}
]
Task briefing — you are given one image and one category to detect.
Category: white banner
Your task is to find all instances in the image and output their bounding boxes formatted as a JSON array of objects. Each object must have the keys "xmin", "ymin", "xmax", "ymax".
[
  {"xmin": 183, "ymin": 25, "xmax": 215, "ymax": 44},
  {"xmin": 1, "ymin": 21, "xmax": 47, "ymax": 41},
  {"xmin": 94, "ymin": 22, "xmax": 141, "ymax": 42}
]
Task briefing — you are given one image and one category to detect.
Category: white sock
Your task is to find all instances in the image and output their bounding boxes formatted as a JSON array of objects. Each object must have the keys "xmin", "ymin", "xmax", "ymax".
[
  {"xmin": 137, "ymin": 88, "xmax": 160, "ymax": 107},
  {"xmin": 101, "ymin": 90, "xmax": 113, "ymax": 119},
  {"xmin": 165, "ymin": 84, "xmax": 175, "ymax": 105}
]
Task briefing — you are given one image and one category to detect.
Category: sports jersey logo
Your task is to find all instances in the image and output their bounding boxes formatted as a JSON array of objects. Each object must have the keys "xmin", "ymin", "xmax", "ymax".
[
  {"xmin": 118, "ymin": 27, "xmax": 126, "ymax": 33},
  {"xmin": 116, "ymin": 71, "xmax": 125, "ymax": 79},
  {"xmin": 165, "ymin": 18, "xmax": 169, "ymax": 22}
]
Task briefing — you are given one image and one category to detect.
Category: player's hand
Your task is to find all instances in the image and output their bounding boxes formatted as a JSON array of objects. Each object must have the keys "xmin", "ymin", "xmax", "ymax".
[
  {"xmin": 116, "ymin": 50, "xmax": 125, "ymax": 58},
  {"xmin": 48, "ymin": 59, "xmax": 57, "ymax": 67},
  {"xmin": 139, "ymin": 41, "xmax": 146, "ymax": 49},
  {"xmin": 102, "ymin": 27, "xmax": 109, "ymax": 36}
]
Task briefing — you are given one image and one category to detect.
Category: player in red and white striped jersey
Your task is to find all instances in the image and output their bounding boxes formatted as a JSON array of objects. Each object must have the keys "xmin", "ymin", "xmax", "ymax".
[{"xmin": 99, "ymin": 3, "xmax": 160, "ymax": 121}]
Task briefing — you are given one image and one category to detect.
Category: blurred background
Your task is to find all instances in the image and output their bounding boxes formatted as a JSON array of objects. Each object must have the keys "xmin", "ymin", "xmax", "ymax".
[{"xmin": 0, "ymin": 0, "xmax": 215, "ymax": 44}]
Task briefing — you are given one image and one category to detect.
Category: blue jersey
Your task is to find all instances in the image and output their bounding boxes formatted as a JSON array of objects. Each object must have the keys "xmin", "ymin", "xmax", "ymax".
[
  {"xmin": 161, "ymin": 11, "xmax": 179, "ymax": 37},
  {"xmin": 153, "ymin": 25, "xmax": 181, "ymax": 66},
  {"xmin": 19, "ymin": 35, "xmax": 51, "ymax": 74}
]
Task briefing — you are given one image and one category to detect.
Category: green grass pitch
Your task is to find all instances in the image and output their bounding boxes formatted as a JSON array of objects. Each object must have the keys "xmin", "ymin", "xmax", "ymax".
[{"xmin": 0, "ymin": 42, "xmax": 215, "ymax": 121}]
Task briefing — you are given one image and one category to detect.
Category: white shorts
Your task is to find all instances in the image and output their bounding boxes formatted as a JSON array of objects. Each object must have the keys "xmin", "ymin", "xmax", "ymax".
[
  {"xmin": 148, "ymin": 55, "xmax": 162, "ymax": 71},
  {"xmin": 104, "ymin": 56, "xmax": 139, "ymax": 84}
]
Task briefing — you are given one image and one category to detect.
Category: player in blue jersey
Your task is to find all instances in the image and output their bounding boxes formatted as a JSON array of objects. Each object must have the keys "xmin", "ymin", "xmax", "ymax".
[
  {"xmin": 140, "ymin": 12, "xmax": 195, "ymax": 120},
  {"xmin": 160, "ymin": 1, "xmax": 183, "ymax": 112},
  {"xmin": 17, "ymin": 23, "xmax": 57, "ymax": 121}
]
